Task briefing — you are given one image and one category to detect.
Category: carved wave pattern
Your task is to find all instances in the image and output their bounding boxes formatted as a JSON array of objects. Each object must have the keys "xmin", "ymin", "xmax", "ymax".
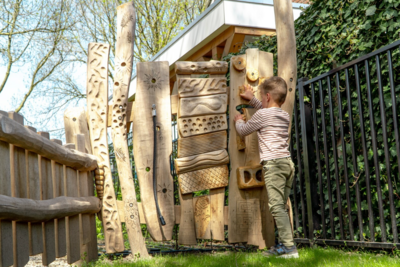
[
  {"xmin": 178, "ymin": 78, "xmax": 227, "ymax": 97},
  {"xmin": 175, "ymin": 149, "xmax": 229, "ymax": 174}
]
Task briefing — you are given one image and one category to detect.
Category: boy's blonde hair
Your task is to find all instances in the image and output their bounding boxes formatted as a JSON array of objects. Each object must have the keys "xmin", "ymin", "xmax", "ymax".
[{"xmin": 259, "ymin": 76, "xmax": 287, "ymax": 105}]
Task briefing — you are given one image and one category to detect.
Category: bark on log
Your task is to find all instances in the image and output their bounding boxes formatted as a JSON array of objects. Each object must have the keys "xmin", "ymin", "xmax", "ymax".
[
  {"xmin": 175, "ymin": 61, "xmax": 228, "ymax": 75},
  {"xmin": 0, "ymin": 196, "xmax": 101, "ymax": 223},
  {"xmin": 0, "ymin": 113, "xmax": 97, "ymax": 171}
]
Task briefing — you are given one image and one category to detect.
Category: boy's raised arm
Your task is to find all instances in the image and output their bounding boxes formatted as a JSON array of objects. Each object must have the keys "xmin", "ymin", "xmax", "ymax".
[
  {"xmin": 235, "ymin": 110, "xmax": 263, "ymax": 137},
  {"xmin": 240, "ymin": 84, "xmax": 262, "ymax": 109}
]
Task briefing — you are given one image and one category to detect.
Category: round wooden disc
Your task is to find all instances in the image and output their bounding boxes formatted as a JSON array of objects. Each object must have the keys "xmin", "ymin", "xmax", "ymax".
[
  {"xmin": 246, "ymin": 68, "xmax": 259, "ymax": 82},
  {"xmin": 232, "ymin": 57, "xmax": 246, "ymax": 71}
]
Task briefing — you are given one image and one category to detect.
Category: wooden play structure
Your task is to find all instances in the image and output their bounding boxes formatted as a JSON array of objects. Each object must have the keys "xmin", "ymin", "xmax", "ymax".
[{"xmin": 0, "ymin": 0, "xmax": 296, "ymax": 265}]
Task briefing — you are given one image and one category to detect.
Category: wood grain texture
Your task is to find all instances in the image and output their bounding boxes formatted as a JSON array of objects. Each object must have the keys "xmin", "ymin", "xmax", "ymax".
[
  {"xmin": 210, "ymin": 187, "xmax": 225, "ymax": 241},
  {"xmin": 174, "ymin": 149, "xmax": 229, "ymax": 175},
  {"xmin": 178, "ymin": 193, "xmax": 197, "ymax": 245},
  {"xmin": 178, "ymin": 114, "xmax": 227, "ymax": 138},
  {"xmin": 111, "ymin": 2, "xmax": 149, "ymax": 258},
  {"xmin": 64, "ymin": 108, "xmax": 92, "ymax": 154},
  {"xmin": 175, "ymin": 61, "xmax": 228, "ymax": 75},
  {"xmin": 273, "ymin": 0, "xmax": 297, "ymax": 132},
  {"xmin": 0, "ymin": 114, "xmax": 97, "ymax": 171},
  {"xmin": 179, "ymin": 94, "xmax": 227, "ymax": 117},
  {"xmin": 177, "ymin": 78, "xmax": 227, "ymax": 98},
  {"xmin": 193, "ymin": 196, "xmax": 211, "ymax": 239},
  {"xmin": 0, "ymin": 137, "xmax": 13, "ymax": 267},
  {"xmin": 85, "ymin": 42, "xmax": 124, "ymax": 253},
  {"xmin": 178, "ymin": 165, "xmax": 229, "ymax": 194},
  {"xmin": 133, "ymin": 61, "xmax": 175, "ymax": 242},
  {"xmin": 177, "ymin": 131, "xmax": 227, "ymax": 158}
]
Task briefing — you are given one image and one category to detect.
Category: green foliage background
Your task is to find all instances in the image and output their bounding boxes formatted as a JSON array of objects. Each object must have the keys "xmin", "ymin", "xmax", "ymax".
[{"xmin": 222, "ymin": 0, "xmax": 400, "ymax": 242}]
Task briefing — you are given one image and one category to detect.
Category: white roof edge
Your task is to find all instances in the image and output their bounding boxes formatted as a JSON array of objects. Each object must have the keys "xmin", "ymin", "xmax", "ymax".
[{"xmin": 126, "ymin": 0, "xmax": 309, "ymax": 99}]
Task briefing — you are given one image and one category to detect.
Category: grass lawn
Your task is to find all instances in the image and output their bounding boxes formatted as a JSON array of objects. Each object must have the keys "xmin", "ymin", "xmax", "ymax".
[{"xmin": 86, "ymin": 247, "xmax": 400, "ymax": 267}]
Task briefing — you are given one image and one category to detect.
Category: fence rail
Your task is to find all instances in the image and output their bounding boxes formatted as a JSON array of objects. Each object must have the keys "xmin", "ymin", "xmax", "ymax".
[{"xmin": 291, "ymin": 39, "xmax": 400, "ymax": 249}]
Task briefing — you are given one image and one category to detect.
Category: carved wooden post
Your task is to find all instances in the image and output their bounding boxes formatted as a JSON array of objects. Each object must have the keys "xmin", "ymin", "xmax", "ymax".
[
  {"xmin": 111, "ymin": 2, "xmax": 149, "ymax": 258},
  {"xmin": 84, "ymin": 43, "xmax": 125, "ymax": 253}
]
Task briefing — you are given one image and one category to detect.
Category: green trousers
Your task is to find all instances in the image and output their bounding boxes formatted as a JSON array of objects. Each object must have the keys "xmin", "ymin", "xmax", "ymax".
[{"xmin": 262, "ymin": 157, "xmax": 295, "ymax": 247}]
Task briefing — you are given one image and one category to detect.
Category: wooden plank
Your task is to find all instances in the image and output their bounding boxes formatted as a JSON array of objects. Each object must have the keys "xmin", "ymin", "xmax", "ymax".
[
  {"xmin": 224, "ymin": 206, "xmax": 229, "ymax": 226},
  {"xmin": 178, "ymin": 165, "xmax": 229, "ymax": 195},
  {"xmin": 273, "ymin": 0, "xmax": 297, "ymax": 133},
  {"xmin": 26, "ymin": 133, "xmax": 43, "ymax": 256},
  {"xmin": 64, "ymin": 107, "xmax": 92, "ymax": 154},
  {"xmin": 177, "ymin": 78, "xmax": 227, "ymax": 98},
  {"xmin": 50, "ymin": 140, "xmax": 67, "ymax": 259},
  {"xmin": 177, "ymin": 131, "xmax": 227, "ymax": 158},
  {"xmin": 107, "ymin": 102, "xmax": 134, "ymax": 128},
  {"xmin": 133, "ymin": 61, "xmax": 175, "ymax": 241},
  {"xmin": 174, "ymin": 149, "xmax": 229, "ymax": 175},
  {"xmin": 75, "ymin": 134, "xmax": 98, "ymax": 263},
  {"xmin": 175, "ymin": 61, "xmax": 228, "ymax": 75},
  {"xmin": 85, "ymin": 42, "xmax": 124, "ymax": 253},
  {"xmin": 38, "ymin": 131, "xmax": 56, "ymax": 266},
  {"xmin": 0, "ymin": 134, "xmax": 14, "ymax": 267},
  {"xmin": 193, "ymin": 196, "xmax": 211, "ymax": 239},
  {"xmin": 63, "ymin": 144, "xmax": 81, "ymax": 265},
  {"xmin": 178, "ymin": 115, "xmax": 227, "ymax": 138},
  {"xmin": 0, "ymin": 114, "xmax": 97, "ymax": 172},
  {"xmin": 9, "ymin": 112, "xmax": 29, "ymax": 267},
  {"xmin": 234, "ymin": 26, "xmax": 276, "ymax": 36},
  {"xmin": 210, "ymin": 187, "xmax": 225, "ymax": 241},
  {"xmin": 212, "ymin": 46, "xmax": 224, "ymax": 60},
  {"xmin": 178, "ymin": 193, "xmax": 197, "ymax": 245},
  {"xmin": 111, "ymin": 2, "xmax": 149, "ymax": 258},
  {"xmin": 116, "ymin": 201, "xmax": 145, "ymax": 224},
  {"xmin": 179, "ymin": 94, "xmax": 227, "ymax": 117},
  {"xmin": 175, "ymin": 205, "xmax": 181, "ymax": 225}
]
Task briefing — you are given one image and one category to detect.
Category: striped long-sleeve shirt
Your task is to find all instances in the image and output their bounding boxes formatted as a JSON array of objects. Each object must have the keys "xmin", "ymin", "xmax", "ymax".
[{"xmin": 235, "ymin": 97, "xmax": 290, "ymax": 162}]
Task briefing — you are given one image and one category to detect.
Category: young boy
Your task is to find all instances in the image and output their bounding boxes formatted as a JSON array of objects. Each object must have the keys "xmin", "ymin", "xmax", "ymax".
[{"xmin": 234, "ymin": 76, "xmax": 298, "ymax": 258}]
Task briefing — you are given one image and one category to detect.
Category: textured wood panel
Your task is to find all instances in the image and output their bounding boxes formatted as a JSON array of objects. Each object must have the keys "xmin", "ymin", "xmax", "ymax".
[
  {"xmin": 178, "ymin": 115, "xmax": 227, "ymax": 138},
  {"xmin": 133, "ymin": 61, "xmax": 175, "ymax": 242},
  {"xmin": 174, "ymin": 149, "xmax": 229, "ymax": 174},
  {"xmin": 178, "ymin": 165, "xmax": 229, "ymax": 194},
  {"xmin": 193, "ymin": 196, "xmax": 211, "ymax": 239},
  {"xmin": 179, "ymin": 94, "xmax": 227, "ymax": 118},
  {"xmin": 210, "ymin": 187, "xmax": 225, "ymax": 241},
  {"xmin": 178, "ymin": 193, "xmax": 197, "ymax": 245},
  {"xmin": 178, "ymin": 78, "xmax": 227, "ymax": 98},
  {"xmin": 175, "ymin": 61, "xmax": 228, "ymax": 75},
  {"xmin": 177, "ymin": 131, "xmax": 227, "ymax": 158}
]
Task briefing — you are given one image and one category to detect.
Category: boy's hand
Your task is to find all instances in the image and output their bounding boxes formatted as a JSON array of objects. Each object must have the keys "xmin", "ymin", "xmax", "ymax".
[
  {"xmin": 240, "ymin": 84, "xmax": 254, "ymax": 101},
  {"xmin": 234, "ymin": 113, "xmax": 244, "ymax": 122}
]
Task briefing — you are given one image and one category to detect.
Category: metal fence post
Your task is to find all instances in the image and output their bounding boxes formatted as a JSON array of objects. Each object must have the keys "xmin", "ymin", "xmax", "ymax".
[{"xmin": 297, "ymin": 77, "xmax": 314, "ymax": 239}]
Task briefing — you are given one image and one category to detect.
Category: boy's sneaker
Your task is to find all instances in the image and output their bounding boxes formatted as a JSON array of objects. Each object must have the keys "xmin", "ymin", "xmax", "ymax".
[{"xmin": 262, "ymin": 244, "xmax": 299, "ymax": 259}]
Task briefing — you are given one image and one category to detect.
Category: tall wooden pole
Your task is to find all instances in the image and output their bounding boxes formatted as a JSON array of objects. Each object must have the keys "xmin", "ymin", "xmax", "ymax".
[
  {"xmin": 111, "ymin": 2, "xmax": 149, "ymax": 258},
  {"xmin": 273, "ymin": 0, "xmax": 297, "ymax": 133}
]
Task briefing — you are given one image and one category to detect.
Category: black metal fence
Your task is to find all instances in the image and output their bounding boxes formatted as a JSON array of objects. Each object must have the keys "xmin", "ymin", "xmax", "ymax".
[{"xmin": 291, "ymin": 39, "xmax": 400, "ymax": 249}]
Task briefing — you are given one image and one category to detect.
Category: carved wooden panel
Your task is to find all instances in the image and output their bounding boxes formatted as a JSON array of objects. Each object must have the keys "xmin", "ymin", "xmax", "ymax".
[
  {"xmin": 237, "ymin": 165, "xmax": 265, "ymax": 189},
  {"xmin": 111, "ymin": 2, "xmax": 149, "ymax": 258},
  {"xmin": 178, "ymin": 114, "xmax": 227, "ymax": 138},
  {"xmin": 236, "ymin": 199, "xmax": 262, "ymax": 240},
  {"xmin": 133, "ymin": 61, "xmax": 175, "ymax": 242},
  {"xmin": 193, "ymin": 196, "xmax": 211, "ymax": 239},
  {"xmin": 86, "ymin": 42, "xmax": 124, "ymax": 253},
  {"xmin": 175, "ymin": 61, "xmax": 228, "ymax": 75},
  {"xmin": 174, "ymin": 149, "xmax": 229, "ymax": 175},
  {"xmin": 179, "ymin": 94, "xmax": 228, "ymax": 117},
  {"xmin": 178, "ymin": 78, "xmax": 227, "ymax": 98},
  {"xmin": 178, "ymin": 165, "xmax": 229, "ymax": 194},
  {"xmin": 177, "ymin": 131, "xmax": 227, "ymax": 158}
]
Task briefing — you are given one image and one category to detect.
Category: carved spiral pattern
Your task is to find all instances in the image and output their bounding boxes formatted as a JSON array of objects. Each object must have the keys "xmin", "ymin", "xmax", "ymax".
[{"xmin": 95, "ymin": 163, "xmax": 105, "ymax": 199}]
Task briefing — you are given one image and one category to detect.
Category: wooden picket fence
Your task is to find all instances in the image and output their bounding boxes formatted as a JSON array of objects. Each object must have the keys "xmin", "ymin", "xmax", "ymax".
[{"xmin": 0, "ymin": 110, "xmax": 99, "ymax": 267}]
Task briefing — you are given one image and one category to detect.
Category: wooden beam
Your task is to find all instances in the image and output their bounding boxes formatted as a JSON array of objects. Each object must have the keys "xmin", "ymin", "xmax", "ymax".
[
  {"xmin": 234, "ymin": 26, "xmax": 276, "ymax": 36},
  {"xmin": 212, "ymin": 47, "xmax": 224, "ymax": 60}
]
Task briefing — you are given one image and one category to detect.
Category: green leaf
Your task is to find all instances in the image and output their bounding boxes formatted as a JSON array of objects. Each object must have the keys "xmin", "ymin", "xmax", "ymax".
[{"xmin": 366, "ymin": 5, "xmax": 377, "ymax": 16}]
